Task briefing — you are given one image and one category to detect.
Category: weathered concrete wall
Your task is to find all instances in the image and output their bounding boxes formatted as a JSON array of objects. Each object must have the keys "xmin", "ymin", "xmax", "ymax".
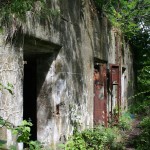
[
  {"xmin": 0, "ymin": 34, "xmax": 23, "ymax": 149},
  {"xmin": 107, "ymin": 29, "xmax": 134, "ymax": 111},
  {"xmin": 33, "ymin": 1, "xmax": 95, "ymax": 147},
  {"xmin": 24, "ymin": 0, "xmax": 94, "ymax": 147},
  {"xmin": 0, "ymin": 0, "xmax": 134, "ymax": 149}
]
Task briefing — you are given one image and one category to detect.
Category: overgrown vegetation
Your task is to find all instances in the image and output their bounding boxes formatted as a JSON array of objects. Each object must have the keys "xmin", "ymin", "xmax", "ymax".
[
  {"xmin": 129, "ymin": 96, "xmax": 150, "ymax": 149},
  {"xmin": 0, "ymin": 0, "xmax": 40, "ymax": 28},
  {"xmin": 129, "ymin": 99, "xmax": 150, "ymax": 116},
  {"xmin": 94, "ymin": 0, "xmax": 150, "ymax": 149},
  {"xmin": 0, "ymin": 83, "xmax": 43, "ymax": 149},
  {"xmin": 132, "ymin": 116, "xmax": 150, "ymax": 150},
  {"xmin": 0, "ymin": 117, "xmax": 43, "ymax": 150},
  {"xmin": 0, "ymin": 0, "xmax": 150, "ymax": 149},
  {"xmin": 0, "ymin": 0, "xmax": 60, "ymax": 38},
  {"xmin": 0, "ymin": 0, "xmax": 37, "ymax": 20},
  {"xmin": 126, "ymin": 1, "xmax": 150, "ymax": 149},
  {"xmin": 118, "ymin": 112, "xmax": 132, "ymax": 131},
  {"xmin": 58, "ymin": 113, "xmax": 132, "ymax": 150},
  {"xmin": 94, "ymin": 0, "xmax": 150, "ymax": 38},
  {"xmin": 0, "ymin": 101, "xmax": 132, "ymax": 150},
  {"xmin": 59, "ymin": 126, "xmax": 125, "ymax": 150},
  {"xmin": 0, "ymin": 83, "xmax": 132, "ymax": 150}
]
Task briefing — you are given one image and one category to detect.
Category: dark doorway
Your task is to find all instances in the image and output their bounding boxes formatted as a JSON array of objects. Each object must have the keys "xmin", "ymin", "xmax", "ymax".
[{"xmin": 23, "ymin": 56, "xmax": 37, "ymax": 140}]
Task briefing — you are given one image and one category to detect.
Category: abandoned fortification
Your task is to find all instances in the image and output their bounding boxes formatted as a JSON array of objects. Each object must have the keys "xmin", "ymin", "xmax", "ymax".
[{"xmin": 0, "ymin": 0, "xmax": 134, "ymax": 149}]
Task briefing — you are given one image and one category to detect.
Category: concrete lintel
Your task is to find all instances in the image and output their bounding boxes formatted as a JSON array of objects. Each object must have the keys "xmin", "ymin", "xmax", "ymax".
[{"xmin": 23, "ymin": 35, "xmax": 62, "ymax": 55}]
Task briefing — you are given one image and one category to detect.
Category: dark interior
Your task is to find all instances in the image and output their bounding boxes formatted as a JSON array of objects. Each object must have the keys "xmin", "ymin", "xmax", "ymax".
[
  {"xmin": 94, "ymin": 64, "xmax": 100, "ymax": 71},
  {"xmin": 23, "ymin": 56, "xmax": 37, "ymax": 140}
]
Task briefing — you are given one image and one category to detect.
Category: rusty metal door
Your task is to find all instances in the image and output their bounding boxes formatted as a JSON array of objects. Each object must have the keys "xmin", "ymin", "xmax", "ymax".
[
  {"xmin": 94, "ymin": 63, "xmax": 107, "ymax": 126},
  {"xmin": 109, "ymin": 64, "xmax": 121, "ymax": 125}
]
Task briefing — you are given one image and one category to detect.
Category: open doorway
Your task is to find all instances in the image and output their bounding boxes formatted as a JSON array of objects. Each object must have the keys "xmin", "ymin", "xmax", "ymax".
[
  {"xmin": 22, "ymin": 35, "xmax": 61, "ymax": 142},
  {"xmin": 23, "ymin": 56, "xmax": 37, "ymax": 140}
]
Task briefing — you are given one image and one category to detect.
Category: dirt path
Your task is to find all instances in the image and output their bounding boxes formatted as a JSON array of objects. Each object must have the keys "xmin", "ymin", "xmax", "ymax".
[{"xmin": 124, "ymin": 119, "xmax": 141, "ymax": 150}]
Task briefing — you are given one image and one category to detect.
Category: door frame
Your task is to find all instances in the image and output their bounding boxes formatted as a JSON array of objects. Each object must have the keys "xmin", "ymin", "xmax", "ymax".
[
  {"xmin": 109, "ymin": 64, "xmax": 121, "ymax": 125},
  {"xmin": 93, "ymin": 60, "xmax": 108, "ymax": 127}
]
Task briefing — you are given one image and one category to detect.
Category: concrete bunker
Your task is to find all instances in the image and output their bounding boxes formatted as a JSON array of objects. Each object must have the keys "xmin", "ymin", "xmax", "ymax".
[{"xmin": 23, "ymin": 35, "xmax": 61, "ymax": 140}]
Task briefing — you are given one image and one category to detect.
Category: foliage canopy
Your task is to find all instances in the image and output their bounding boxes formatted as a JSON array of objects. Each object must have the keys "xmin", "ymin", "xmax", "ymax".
[{"xmin": 95, "ymin": 0, "xmax": 150, "ymax": 37}]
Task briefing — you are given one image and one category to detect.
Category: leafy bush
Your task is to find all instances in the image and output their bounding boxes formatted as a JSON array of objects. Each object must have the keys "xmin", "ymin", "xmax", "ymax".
[
  {"xmin": 0, "ymin": 83, "xmax": 43, "ymax": 149},
  {"xmin": 62, "ymin": 112, "xmax": 134, "ymax": 150},
  {"xmin": 12, "ymin": 120, "xmax": 32, "ymax": 143},
  {"xmin": 62, "ymin": 126, "xmax": 124, "ymax": 150},
  {"xmin": 129, "ymin": 100, "xmax": 150, "ymax": 116},
  {"xmin": 118, "ymin": 112, "xmax": 132, "ymax": 130},
  {"xmin": 0, "ymin": 117, "xmax": 43, "ymax": 150},
  {"xmin": 134, "ymin": 116, "xmax": 150, "ymax": 150}
]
